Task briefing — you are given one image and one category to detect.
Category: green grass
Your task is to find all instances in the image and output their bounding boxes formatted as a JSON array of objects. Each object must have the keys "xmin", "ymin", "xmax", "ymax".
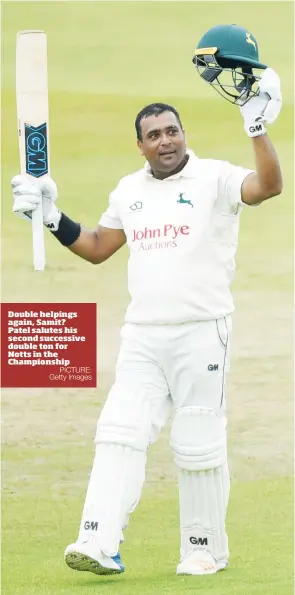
[
  {"xmin": 1, "ymin": 2, "xmax": 294, "ymax": 594},
  {"xmin": 2, "ymin": 477, "xmax": 293, "ymax": 595}
]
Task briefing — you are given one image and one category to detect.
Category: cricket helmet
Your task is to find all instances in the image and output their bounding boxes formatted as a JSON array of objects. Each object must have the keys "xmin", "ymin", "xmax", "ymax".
[{"xmin": 192, "ymin": 24, "xmax": 268, "ymax": 105}]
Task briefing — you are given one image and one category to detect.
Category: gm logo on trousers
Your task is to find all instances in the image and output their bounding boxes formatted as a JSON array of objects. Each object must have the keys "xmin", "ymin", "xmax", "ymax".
[{"xmin": 208, "ymin": 364, "xmax": 219, "ymax": 371}]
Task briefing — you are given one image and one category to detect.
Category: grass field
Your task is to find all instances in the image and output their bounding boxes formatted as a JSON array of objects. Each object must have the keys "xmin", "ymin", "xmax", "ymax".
[{"xmin": 1, "ymin": 2, "xmax": 294, "ymax": 594}]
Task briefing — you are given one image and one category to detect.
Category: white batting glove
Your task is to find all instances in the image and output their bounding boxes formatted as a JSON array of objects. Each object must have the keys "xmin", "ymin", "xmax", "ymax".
[
  {"xmin": 240, "ymin": 68, "xmax": 282, "ymax": 137},
  {"xmin": 11, "ymin": 175, "xmax": 61, "ymax": 230}
]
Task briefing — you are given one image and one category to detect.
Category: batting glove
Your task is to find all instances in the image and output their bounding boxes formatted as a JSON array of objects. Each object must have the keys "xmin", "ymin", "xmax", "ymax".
[
  {"xmin": 240, "ymin": 68, "xmax": 282, "ymax": 137},
  {"xmin": 11, "ymin": 175, "xmax": 61, "ymax": 230}
]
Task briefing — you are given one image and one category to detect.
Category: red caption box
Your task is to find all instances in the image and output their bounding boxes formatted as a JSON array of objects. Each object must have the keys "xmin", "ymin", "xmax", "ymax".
[{"xmin": 1, "ymin": 303, "xmax": 97, "ymax": 388}]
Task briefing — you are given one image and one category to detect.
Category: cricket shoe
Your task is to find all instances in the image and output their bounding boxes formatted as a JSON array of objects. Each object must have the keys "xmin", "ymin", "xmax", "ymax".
[
  {"xmin": 177, "ymin": 549, "xmax": 228, "ymax": 576},
  {"xmin": 64, "ymin": 541, "xmax": 125, "ymax": 576}
]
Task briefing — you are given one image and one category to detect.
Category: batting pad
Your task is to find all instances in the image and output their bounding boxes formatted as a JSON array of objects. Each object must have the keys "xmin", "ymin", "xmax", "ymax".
[
  {"xmin": 170, "ymin": 407, "xmax": 230, "ymax": 562},
  {"xmin": 78, "ymin": 443, "xmax": 146, "ymax": 557}
]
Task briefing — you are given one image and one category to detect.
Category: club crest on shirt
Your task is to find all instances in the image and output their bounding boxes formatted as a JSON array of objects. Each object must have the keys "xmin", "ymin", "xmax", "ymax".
[{"xmin": 177, "ymin": 192, "xmax": 193, "ymax": 208}]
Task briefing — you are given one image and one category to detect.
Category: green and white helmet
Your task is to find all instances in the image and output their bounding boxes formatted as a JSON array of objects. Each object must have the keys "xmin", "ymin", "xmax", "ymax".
[{"xmin": 192, "ymin": 24, "xmax": 268, "ymax": 105}]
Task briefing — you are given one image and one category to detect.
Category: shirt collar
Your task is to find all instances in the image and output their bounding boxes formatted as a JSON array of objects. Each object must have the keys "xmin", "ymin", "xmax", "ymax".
[{"xmin": 143, "ymin": 149, "xmax": 198, "ymax": 180}]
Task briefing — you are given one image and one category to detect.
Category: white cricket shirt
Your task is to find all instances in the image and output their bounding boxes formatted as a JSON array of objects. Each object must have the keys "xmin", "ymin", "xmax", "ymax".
[{"xmin": 99, "ymin": 150, "xmax": 254, "ymax": 324}]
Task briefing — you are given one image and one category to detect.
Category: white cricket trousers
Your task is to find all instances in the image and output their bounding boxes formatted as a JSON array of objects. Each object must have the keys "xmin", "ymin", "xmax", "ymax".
[{"xmin": 78, "ymin": 317, "xmax": 231, "ymax": 561}]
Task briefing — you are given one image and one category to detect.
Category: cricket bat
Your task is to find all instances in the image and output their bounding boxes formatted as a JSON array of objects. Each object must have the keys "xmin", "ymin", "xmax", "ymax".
[{"xmin": 16, "ymin": 30, "xmax": 50, "ymax": 271}]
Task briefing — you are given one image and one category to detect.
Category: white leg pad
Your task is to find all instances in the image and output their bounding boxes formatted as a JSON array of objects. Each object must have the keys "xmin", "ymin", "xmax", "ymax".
[
  {"xmin": 170, "ymin": 406, "xmax": 230, "ymax": 562},
  {"xmin": 77, "ymin": 399, "xmax": 149, "ymax": 557},
  {"xmin": 78, "ymin": 443, "xmax": 146, "ymax": 557}
]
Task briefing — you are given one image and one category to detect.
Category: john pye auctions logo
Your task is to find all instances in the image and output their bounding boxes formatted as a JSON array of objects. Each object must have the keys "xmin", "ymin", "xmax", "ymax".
[{"xmin": 132, "ymin": 224, "xmax": 190, "ymax": 242}]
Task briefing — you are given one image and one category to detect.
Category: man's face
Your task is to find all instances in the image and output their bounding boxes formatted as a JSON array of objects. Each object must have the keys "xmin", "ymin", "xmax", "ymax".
[{"xmin": 137, "ymin": 111, "xmax": 186, "ymax": 176}]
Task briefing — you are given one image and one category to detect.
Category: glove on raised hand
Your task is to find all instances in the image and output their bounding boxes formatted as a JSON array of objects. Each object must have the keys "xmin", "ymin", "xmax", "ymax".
[
  {"xmin": 240, "ymin": 67, "xmax": 282, "ymax": 137},
  {"xmin": 11, "ymin": 175, "xmax": 61, "ymax": 230}
]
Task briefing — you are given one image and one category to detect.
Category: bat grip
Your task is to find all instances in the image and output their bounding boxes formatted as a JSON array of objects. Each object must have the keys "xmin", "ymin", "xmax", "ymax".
[{"xmin": 32, "ymin": 203, "xmax": 46, "ymax": 270}]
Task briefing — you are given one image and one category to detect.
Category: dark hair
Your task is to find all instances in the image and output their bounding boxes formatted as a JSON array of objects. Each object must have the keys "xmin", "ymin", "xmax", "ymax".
[{"xmin": 135, "ymin": 103, "xmax": 183, "ymax": 141}]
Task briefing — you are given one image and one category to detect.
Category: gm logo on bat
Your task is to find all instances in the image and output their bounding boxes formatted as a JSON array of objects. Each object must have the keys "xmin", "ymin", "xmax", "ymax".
[{"xmin": 25, "ymin": 123, "xmax": 48, "ymax": 178}]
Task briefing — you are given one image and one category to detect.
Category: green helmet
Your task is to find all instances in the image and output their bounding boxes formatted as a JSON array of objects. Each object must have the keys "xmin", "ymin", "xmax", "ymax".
[{"xmin": 192, "ymin": 24, "xmax": 268, "ymax": 105}]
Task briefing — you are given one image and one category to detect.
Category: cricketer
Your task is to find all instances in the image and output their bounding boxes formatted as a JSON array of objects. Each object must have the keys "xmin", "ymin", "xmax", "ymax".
[{"xmin": 11, "ymin": 25, "xmax": 283, "ymax": 577}]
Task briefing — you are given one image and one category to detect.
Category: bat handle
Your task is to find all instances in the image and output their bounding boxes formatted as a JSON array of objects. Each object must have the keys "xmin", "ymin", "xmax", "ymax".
[{"xmin": 32, "ymin": 203, "xmax": 46, "ymax": 271}]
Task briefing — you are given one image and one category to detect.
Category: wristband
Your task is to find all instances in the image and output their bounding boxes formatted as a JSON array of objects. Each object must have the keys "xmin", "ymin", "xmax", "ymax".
[{"xmin": 48, "ymin": 213, "xmax": 81, "ymax": 246}]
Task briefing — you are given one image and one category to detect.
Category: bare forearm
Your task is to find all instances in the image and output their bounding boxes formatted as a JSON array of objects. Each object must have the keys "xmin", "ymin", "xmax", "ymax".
[
  {"xmin": 251, "ymin": 135, "xmax": 283, "ymax": 197},
  {"xmin": 66, "ymin": 225, "xmax": 126, "ymax": 264},
  {"xmin": 68, "ymin": 228, "xmax": 102, "ymax": 263},
  {"xmin": 242, "ymin": 134, "xmax": 283, "ymax": 204}
]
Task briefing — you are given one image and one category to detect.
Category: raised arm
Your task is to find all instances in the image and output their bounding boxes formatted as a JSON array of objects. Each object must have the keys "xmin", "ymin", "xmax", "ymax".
[
  {"xmin": 239, "ymin": 68, "xmax": 283, "ymax": 205},
  {"xmin": 241, "ymin": 135, "xmax": 283, "ymax": 205}
]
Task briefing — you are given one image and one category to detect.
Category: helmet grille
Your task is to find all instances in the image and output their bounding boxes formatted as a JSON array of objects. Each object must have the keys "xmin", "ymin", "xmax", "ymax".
[{"xmin": 193, "ymin": 53, "xmax": 261, "ymax": 105}]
